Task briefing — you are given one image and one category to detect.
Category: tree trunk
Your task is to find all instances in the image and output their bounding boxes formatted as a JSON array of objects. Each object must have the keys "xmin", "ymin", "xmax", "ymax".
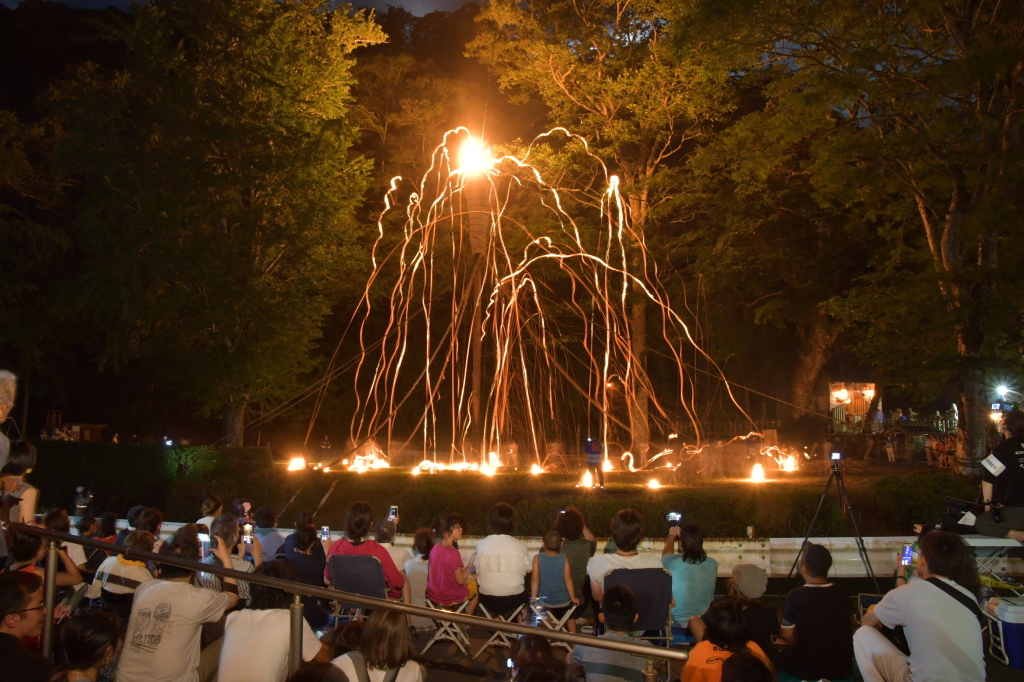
[
  {"xmin": 789, "ymin": 311, "xmax": 841, "ymax": 420},
  {"xmin": 959, "ymin": 370, "xmax": 986, "ymax": 474},
  {"xmin": 224, "ymin": 403, "xmax": 245, "ymax": 447},
  {"xmin": 629, "ymin": 292, "xmax": 650, "ymax": 464}
]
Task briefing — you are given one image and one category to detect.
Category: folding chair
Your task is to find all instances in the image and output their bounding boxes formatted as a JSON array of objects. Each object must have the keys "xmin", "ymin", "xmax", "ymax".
[
  {"xmin": 421, "ymin": 597, "xmax": 472, "ymax": 655},
  {"xmin": 326, "ymin": 554, "xmax": 387, "ymax": 621},
  {"xmin": 474, "ymin": 602, "xmax": 526, "ymax": 659},
  {"xmin": 528, "ymin": 598, "xmax": 576, "ymax": 651},
  {"xmin": 605, "ymin": 567, "xmax": 673, "ymax": 646},
  {"xmin": 857, "ymin": 593, "xmax": 884, "ymax": 624}
]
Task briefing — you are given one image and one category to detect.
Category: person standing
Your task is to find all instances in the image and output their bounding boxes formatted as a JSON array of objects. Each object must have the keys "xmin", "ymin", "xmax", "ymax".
[
  {"xmin": 976, "ymin": 408, "xmax": 1024, "ymax": 541},
  {"xmin": 855, "ymin": 531, "xmax": 984, "ymax": 682},
  {"xmin": 585, "ymin": 438, "xmax": 605, "ymax": 489},
  {"xmin": 4, "ymin": 440, "xmax": 39, "ymax": 526}
]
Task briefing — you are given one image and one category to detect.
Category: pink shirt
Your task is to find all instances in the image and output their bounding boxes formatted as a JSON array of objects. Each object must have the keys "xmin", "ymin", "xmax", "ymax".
[
  {"xmin": 325, "ymin": 538, "xmax": 405, "ymax": 594},
  {"xmin": 426, "ymin": 544, "xmax": 469, "ymax": 605}
]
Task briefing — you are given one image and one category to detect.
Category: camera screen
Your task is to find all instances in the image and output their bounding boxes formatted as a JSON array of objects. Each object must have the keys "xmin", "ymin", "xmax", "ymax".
[
  {"xmin": 320, "ymin": 526, "xmax": 330, "ymax": 541},
  {"xmin": 900, "ymin": 543, "xmax": 914, "ymax": 566},
  {"xmin": 830, "ymin": 451, "xmax": 842, "ymax": 461},
  {"xmin": 664, "ymin": 512, "xmax": 682, "ymax": 523}
]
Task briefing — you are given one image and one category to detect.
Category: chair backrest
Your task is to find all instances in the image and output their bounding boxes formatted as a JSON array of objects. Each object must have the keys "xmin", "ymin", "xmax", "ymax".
[
  {"xmin": 605, "ymin": 567, "xmax": 673, "ymax": 632},
  {"xmin": 327, "ymin": 554, "xmax": 387, "ymax": 610}
]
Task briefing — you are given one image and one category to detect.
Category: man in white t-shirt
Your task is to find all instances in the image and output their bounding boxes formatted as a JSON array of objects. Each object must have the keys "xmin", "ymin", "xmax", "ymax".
[
  {"xmin": 587, "ymin": 509, "xmax": 665, "ymax": 602},
  {"xmin": 473, "ymin": 503, "xmax": 532, "ymax": 615},
  {"xmin": 855, "ymin": 530, "xmax": 985, "ymax": 682},
  {"xmin": 116, "ymin": 530, "xmax": 240, "ymax": 682}
]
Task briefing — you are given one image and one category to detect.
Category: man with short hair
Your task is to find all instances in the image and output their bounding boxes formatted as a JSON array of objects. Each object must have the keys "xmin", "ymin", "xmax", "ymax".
[
  {"xmin": 198, "ymin": 513, "xmax": 260, "ymax": 603},
  {"xmin": 252, "ymin": 505, "xmax": 286, "ymax": 562},
  {"xmin": 855, "ymin": 531, "xmax": 985, "ymax": 682},
  {"xmin": 567, "ymin": 584, "xmax": 654, "ymax": 682},
  {"xmin": 587, "ymin": 509, "xmax": 664, "ymax": 603},
  {"xmin": 115, "ymin": 505, "xmax": 148, "ymax": 546},
  {"xmin": 0, "ymin": 571, "xmax": 52, "ymax": 682},
  {"xmin": 776, "ymin": 542, "xmax": 853, "ymax": 682}
]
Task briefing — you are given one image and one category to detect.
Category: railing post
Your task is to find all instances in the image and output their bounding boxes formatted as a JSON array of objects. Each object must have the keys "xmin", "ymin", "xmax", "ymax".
[
  {"xmin": 41, "ymin": 539, "xmax": 59, "ymax": 658},
  {"xmin": 641, "ymin": 658, "xmax": 658, "ymax": 682},
  {"xmin": 289, "ymin": 592, "xmax": 304, "ymax": 674}
]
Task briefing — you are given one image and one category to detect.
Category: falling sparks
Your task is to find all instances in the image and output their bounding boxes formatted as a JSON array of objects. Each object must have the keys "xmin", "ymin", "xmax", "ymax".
[
  {"xmin": 782, "ymin": 455, "xmax": 797, "ymax": 472},
  {"xmin": 750, "ymin": 463, "xmax": 766, "ymax": 482},
  {"xmin": 578, "ymin": 470, "xmax": 594, "ymax": 488},
  {"xmin": 602, "ymin": 459, "xmax": 614, "ymax": 472},
  {"xmin": 287, "ymin": 457, "xmax": 306, "ymax": 472},
  {"xmin": 530, "ymin": 463, "xmax": 545, "ymax": 475},
  {"xmin": 348, "ymin": 452, "xmax": 390, "ymax": 473}
]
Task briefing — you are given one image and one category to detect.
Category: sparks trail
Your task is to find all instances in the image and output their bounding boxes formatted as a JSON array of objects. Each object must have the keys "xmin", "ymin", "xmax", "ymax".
[{"xmin": 347, "ymin": 127, "xmax": 756, "ymax": 473}]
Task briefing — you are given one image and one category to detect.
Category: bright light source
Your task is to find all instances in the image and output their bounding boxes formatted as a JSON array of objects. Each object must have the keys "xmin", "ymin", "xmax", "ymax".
[
  {"xmin": 602, "ymin": 459, "xmax": 613, "ymax": 472},
  {"xmin": 457, "ymin": 136, "xmax": 491, "ymax": 174},
  {"xmin": 163, "ymin": 439, "xmax": 173, "ymax": 447},
  {"xmin": 750, "ymin": 463, "xmax": 766, "ymax": 482},
  {"xmin": 530, "ymin": 464, "xmax": 544, "ymax": 475},
  {"xmin": 606, "ymin": 382, "xmax": 614, "ymax": 388},
  {"xmin": 991, "ymin": 411, "xmax": 1004, "ymax": 422},
  {"xmin": 836, "ymin": 388, "xmax": 849, "ymax": 402},
  {"xmin": 578, "ymin": 470, "xmax": 593, "ymax": 488},
  {"xmin": 668, "ymin": 433, "xmax": 678, "ymax": 440},
  {"xmin": 782, "ymin": 455, "xmax": 797, "ymax": 472},
  {"xmin": 323, "ymin": 467, "xmax": 331, "ymax": 473},
  {"xmin": 647, "ymin": 479, "xmax": 661, "ymax": 489},
  {"xmin": 287, "ymin": 457, "xmax": 306, "ymax": 471},
  {"xmin": 863, "ymin": 389, "xmax": 875, "ymax": 400},
  {"xmin": 998, "ymin": 386, "xmax": 1008, "ymax": 398}
]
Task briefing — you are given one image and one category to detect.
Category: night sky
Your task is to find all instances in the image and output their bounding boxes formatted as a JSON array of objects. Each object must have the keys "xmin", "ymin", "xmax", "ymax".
[{"xmin": 1, "ymin": 0, "xmax": 472, "ymax": 16}]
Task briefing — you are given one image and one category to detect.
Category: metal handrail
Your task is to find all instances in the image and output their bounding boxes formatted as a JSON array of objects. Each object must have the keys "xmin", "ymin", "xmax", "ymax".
[{"xmin": 10, "ymin": 522, "xmax": 687, "ymax": 678}]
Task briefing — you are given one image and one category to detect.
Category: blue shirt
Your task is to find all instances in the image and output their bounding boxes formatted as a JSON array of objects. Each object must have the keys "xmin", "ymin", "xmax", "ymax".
[
  {"xmin": 537, "ymin": 552, "xmax": 571, "ymax": 605},
  {"xmin": 661, "ymin": 554, "xmax": 717, "ymax": 625}
]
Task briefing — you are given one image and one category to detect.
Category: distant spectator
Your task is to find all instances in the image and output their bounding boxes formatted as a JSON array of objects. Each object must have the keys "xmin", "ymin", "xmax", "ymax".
[
  {"xmin": 198, "ymin": 513, "xmax": 258, "ymax": 602},
  {"xmin": 231, "ymin": 498, "xmax": 254, "ymax": 522},
  {"xmin": 136, "ymin": 508, "xmax": 164, "ymax": 552},
  {"xmin": 682, "ymin": 600, "xmax": 772, "ymax": 682},
  {"xmin": 587, "ymin": 509, "xmax": 664, "ymax": 602},
  {"xmin": 87, "ymin": 531, "xmax": 155, "ymax": 621},
  {"xmin": 44, "ymin": 508, "xmax": 89, "ymax": 575},
  {"xmin": 663, "ymin": 522, "xmax": 717, "ymax": 630},
  {"xmin": 3, "ymin": 440, "xmax": 39, "ymax": 525},
  {"xmin": 0, "ymin": 370, "xmax": 15, "ymax": 465},
  {"xmin": 776, "ymin": 542, "xmax": 852, "ymax": 682},
  {"xmin": 52, "ymin": 609, "xmax": 123, "ymax": 682},
  {"xmin": 115, "ymin": 506, "xmax": 147, "ymax": 546},
  {"xmin": 692, "ymin": 564, "xmax": 779, "ymax": 666},
  {"xmin": 116, "ymin": 527, "xmax": 240, "ymax": 682},
  {"xmin": 0, "ymin": 571, "xmax": 52, "ymax": 682},
  {"xmin": 375, "ymin": 519, "xmax": 412, "ymax": 575},
  {"xmin": 76, "ymin": 514, "xmax": 108, "ymax": 572},
  {"xmin": 284, "ymin": 525, "xmax": 330, "ymax": 629},
  {"xmin": 856, "ymin": 530, "xmax": 984, "ymax": 682},
  {"xmin": 73, "ymin": 486, "xmax": 94, "ymax": 517},
  {"xmin": 111, "ymin": 433, "xmax": 119, "ymax": 444},
  {"xmin": 286, "ymin": 662, "xmax": 348, "ymax": 682},
  {"xmin": 426, "ymin": 512, "xmax": 478, "ymax": 614},
  {"xmin": 554, "ymin": 506, "xmax": 597, "ymax": 611},
  {"xmin": 283, "ymin": 510, "xmax": 326, "ymax": 559},
  {"xmin": 197, "ymin": 495, "xmax": 224, "ymax": 529},
  {"xmin": 39, "ymin": 428, "xmax": 49, "ymax": 441},
  {"xmin": 404, "ymin": 528, "xmax": 434, "ymax": 631},
  {"xmin": 567, "ymin": 585, "xmax": 654, "ymax": 682},
  {"xmin": 218, "ymin": 561, "xmax": 332, "ymax": 682},
  {"xmin": 325, "ymin": 503, "xmax": 404, "ymax": 600},
  {"xmin": 977, "ymin": 408, "xmax": 1024, "ymax": 541},
  {"xmin": 3, "ymin": 532, "xmax": 83, "ymax": 587},
  {"xmin": 331, "ymin": 609, "xmax": 425, "ymax": 682},
  {"xmin": 721, "ymin": 650, "xmax": 774, "ymax": 682},
  {"xmin": 97, "ymin": 512, "xmax": 119, "ymax": 544},
  {"xmin": 531, "ymin": 529, "xmax": 579, "ymax": 632},
  {"xmin": 254, "ymin": 505, "xmax": 287, "ymax": 562},
  {"xmin": 473, "ymin": 502, "xmax": 531, "ymax": 617}
]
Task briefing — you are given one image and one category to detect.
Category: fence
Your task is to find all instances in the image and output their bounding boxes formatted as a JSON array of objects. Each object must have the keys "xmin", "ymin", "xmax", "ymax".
[{"xmin": 9, "ymin": 522, "xmax": 687, "ymax": 679}]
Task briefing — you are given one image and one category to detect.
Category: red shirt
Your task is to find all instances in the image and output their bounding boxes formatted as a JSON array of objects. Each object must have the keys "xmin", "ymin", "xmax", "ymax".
[{"xmin": 325, "ymin": 538, "xmax": 404, "ymax": 595}]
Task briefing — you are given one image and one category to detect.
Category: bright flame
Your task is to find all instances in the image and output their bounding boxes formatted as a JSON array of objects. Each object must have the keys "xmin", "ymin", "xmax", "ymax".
[
  {"xmin": 603, "ymin": 459, "xmax": 613, "ymax": 472},
  {"xmin": 647, "ymin": 479, "xmax": 661, "ymax": 489},
  {"xmin": 456, "ymin": 137, "xmax": 491, "ymax": 174},
  {"xmin": 991, "ymin": 411, "xmax": 1004, "ymax": 422},
  {"xmin": 750, "ymin": 463, "xmax": 766, "ymax": 482},
  {"xmin": 348, "ymin": 452, "xmax": 390, "ymax": 473},
  {"xmin": 323, "ymin": 467, "xmax": 331, "ymax": 473},
  {"xmin": 530, "ymin": 463, "xmax": 544, "ymax": 475},
  {"xmin": 836, "ymin": 388, "xmax": 850, "ymax": 402},
  {"xmin": 411, "ymin": 452, "xmax": 503, "ymax": 476},
  {"xmin": 863, "ymin": 388, "xmax": 875, "ymax": 400},
  {"xmin": 668, "ymin": 433, "xmax": 678, "ymax": 440},
  {"xmin": 287, "ymin": 457, "xmax": 306, "ymax": 471},
  {"xmin": 579, "ymin": 470, "xmax": 594, "ymax": 487},
  {"xmin": 781, "ymin": 455, "xmax": 797, "ymax": 472}
]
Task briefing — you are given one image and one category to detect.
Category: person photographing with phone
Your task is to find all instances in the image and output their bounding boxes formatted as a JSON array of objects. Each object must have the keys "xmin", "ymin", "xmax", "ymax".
[{"xmin": 975, "ymin": 408, "xmax": 1024, "ymax": 542}]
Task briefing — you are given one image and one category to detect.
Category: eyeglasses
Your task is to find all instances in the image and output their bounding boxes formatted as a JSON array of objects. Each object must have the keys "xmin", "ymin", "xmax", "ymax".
[{"xmin": 16, "ymin": 604, "xmax": 46, "ymax": 614}]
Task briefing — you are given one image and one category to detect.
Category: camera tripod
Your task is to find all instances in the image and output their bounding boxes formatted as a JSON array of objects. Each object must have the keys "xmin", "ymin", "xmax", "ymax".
[{"xmin": 788, "ymin": 459, "xmax": 879, "ymax": 592}]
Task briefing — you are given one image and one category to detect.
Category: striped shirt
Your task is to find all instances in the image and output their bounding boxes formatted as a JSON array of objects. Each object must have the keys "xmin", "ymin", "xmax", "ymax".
[{"xmin": 568, "ymin": 632, "xmax": 653, "ymax": 682}]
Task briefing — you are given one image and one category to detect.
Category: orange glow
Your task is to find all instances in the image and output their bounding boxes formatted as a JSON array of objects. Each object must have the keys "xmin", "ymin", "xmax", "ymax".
[
  {"xmin": 647, "ymin": 479, "xmax": 661, "ymax": 489},
  {"xmin": 750, "ymin": 463, "xmax": 766, "ymax": 482},
  {"xmin": 530, "ymin": 463, "xmax": 544, "ymax": 475},
  {"xmin": 287, "ymin": 457, "xmax": 306, "ymax": 472}
]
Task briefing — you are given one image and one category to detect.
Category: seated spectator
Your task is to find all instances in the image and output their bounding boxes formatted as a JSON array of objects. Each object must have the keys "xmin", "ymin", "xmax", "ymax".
[
  {"xmin": 136, "ymin": 508, "xmax": 164, "ymax": 552},
  {"xmin": 0, "ymin": 571, "xmax": 52, "ymax": 682},
  {"xmin": 197, "ymin": 494, "xmax": 224, "ymax": 529},
  {"xmin": 531, "ymin": 529, "xmax": 579, "ymax": 632},
  {"xmin": 474, "ymin": 502, "xmax": 531, "ymax": 616},
  {"xmin": 426, "ymin": 513, "xmax": 478, "ymax": 614},
  {"xmin": 325, "ymin": 502, "xmax": 404, "ymax": 600},
  {"xmin": 254, "ymin": 505, "xmax": 288, "ymax": 562},
  {"xmin": 52, "ymin": 609, "xmax": 123, "ymax": 682},
  {"xmin": 721, "ymin": 650, "xmax": 774, "ymax": 682},
  {"xmin": 663, "ymin": 522, "xmax": 717, "ymax": 630},
  {"xmin": 331, "ymin": 608, "xmax": 424, "ymax": 682},
  {"xmin": 284, "ymin": 524, "xmax": 330, "ymax": 629},
  {"xmin": 116, "ymin": 528, "xmax": 240, "ymax": 682},
  {"xmin": 197, "ymin": 513, "xmax": 259, "ymax": 603},
  {"xmin": 283, "ymin": 510, "xmax": 326, "ymax": 558},
  {"xmin": 218, "ymin": 561, "xmax": 333, "ymax": 682},
  {"xmin": 976, "ymin": 408, "xmax": 1024, "ymax": 541},
  {"xmin": 512, "ymin": 634, "xmax": 567, "ymax": 679},
  {"xmin": 404, "ymin": 528, "xmax": 434, "ymax": 630},
  {"xmin": 587, "ymin": 509, "xmax": 664, "ymax": 603},
  {"xmin": 3, "ymin": 439, "xmax": 38, "ymax": 525},
  {"xmin": 855, "ymin": 530, "xmax": 984, "ymax": 682},
  {"xmin": 554, "ymin": 506, "xmax": 597, "ymax": 612},
  {"xmin": 231, "ymin": 498, "xmax": 254, "ymax": 523},
  {"xmin": 776, "ymin": 542, "xmax": 853, "ymax": 682},
  {"xmin": 96, "ymin": 512, "xmax": 119, "ymax": 545},
  {"xmin": 286, "ymin": 662, "xmax": 349, "ymax": 682},
  {"xmin": 114, "ymin": 506, "xmax": 147, "ymax": 546},
  {"xmin": 376, "ymin": 519, "xmax": 412, "ymax": 576},
  {"xmin": 322, "ymin": 620, "xmax": 363, "ymax": 659},
  {"xmin": 87, "ymin": 530, "xmax": 155, "ymax": 620},
  {"xmin": 4, "ymin": 532, "xmax": 83, "ymax": 587},
  {"xmin": 44, "ymin": 508, "xmax": 90, "ymax": 575},
  {"xmin": 567, "ymin": 585, "xmax": 654, "ymax": 682},
  {"xmin": 682, "ymin": 600, "xmax": 772, "ymax": 682},
  {"xmin": 692, "ymin": 564, "xmax": 778, "ymax": 666},
  {"xmin": 76, "ymin": 515, "xmax": 108, "ymax": 573}
]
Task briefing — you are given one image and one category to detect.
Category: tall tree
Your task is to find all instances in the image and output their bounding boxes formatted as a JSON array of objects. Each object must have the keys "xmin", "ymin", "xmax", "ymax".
[
  {"xmin": 54, "ymin": 0, "xmax": 384, "ymax": 445},
  {"xmin": 470, "ymin": 0, "xmax": 732, "ymax": 460},
  {"xmin": 674, "ymin": 0, "xmax": 1024, "ymax": 467}
]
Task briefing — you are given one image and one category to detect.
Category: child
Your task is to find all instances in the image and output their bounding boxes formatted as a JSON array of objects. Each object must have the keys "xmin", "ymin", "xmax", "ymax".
[
  {"xmin": 567, "ymin": 585, "xmax": 656, "ymax": 682},
  {"xmin": 531, "ymin": 529, "xmax": 580, "ymax": 632},
  {"xmin": 683, "ymin": 601, "xmax": 773, "ymax": 682},
  {"xmin": 426, "ymin": 512, "xmax": 479, "ymax": 615}
]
